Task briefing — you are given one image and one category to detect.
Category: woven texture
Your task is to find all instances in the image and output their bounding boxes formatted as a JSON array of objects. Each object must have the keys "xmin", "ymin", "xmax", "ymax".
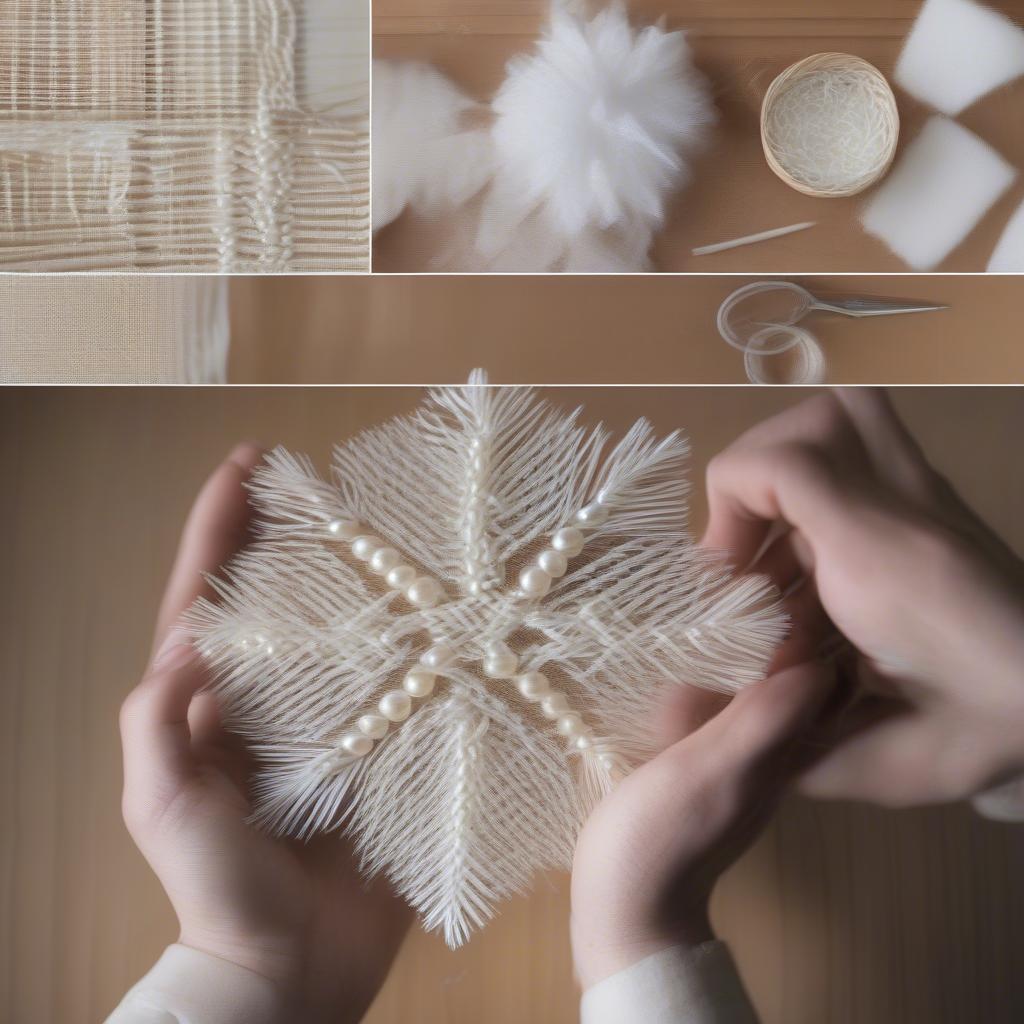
[
  {"xmin": 0, "ymin": 276, "xmax": 229, "ymax": 382},
  {"xmin": 0, "ymin": 0, "xmax": 368, "ymax": 272}
]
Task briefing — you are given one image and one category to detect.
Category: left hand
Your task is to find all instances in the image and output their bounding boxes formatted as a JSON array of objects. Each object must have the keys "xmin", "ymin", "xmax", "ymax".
[
  {"xmin": 570, "ymin": 663, "xmax": 840, "ymax": 990},
  {"xmin": 119, "ymin": 444, "xmax": 411, "ymax": 1023}
]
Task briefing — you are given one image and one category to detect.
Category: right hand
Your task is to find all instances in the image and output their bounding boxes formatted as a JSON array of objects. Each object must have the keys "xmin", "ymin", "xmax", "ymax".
[{"xmin": 701, "ymin": 389, "xmax": 1024, "ymax": 809}]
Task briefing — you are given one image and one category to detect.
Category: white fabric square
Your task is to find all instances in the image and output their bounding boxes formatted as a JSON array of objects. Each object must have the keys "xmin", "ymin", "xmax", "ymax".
[
  {"xmin": 895, "ymin": 0, "xmax": 1024, "ymax": 115},
  {"xmin": 861, "ymin": 115, "xmax": 1017, "ymax": 269},
  {"xmin": 988, "ymin": 197, "xmax": 1024, "ymax": 271}
]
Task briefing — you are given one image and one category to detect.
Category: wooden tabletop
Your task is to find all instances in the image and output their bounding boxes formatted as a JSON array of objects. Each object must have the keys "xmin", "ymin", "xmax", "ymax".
[
  {"xmin": 2, "ymin": 385, "xmax": 1022, "ymax": 1023},
  {"xmin": 372, "ymin": 0, "xmax": 1024, "ymax": 273},
  {"xmin": 230, "ymin": 274, "xmax": 1024, "ymax": 383}
]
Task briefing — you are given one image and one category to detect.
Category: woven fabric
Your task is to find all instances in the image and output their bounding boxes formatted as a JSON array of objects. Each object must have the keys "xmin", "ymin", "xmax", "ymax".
[
  {"xmin": 0, "ymin": 276, "xmax": 229, "ymax": 382},
  {"xmin": 0, "ymin": 0, "xmax": 368, "ymax": 272}
]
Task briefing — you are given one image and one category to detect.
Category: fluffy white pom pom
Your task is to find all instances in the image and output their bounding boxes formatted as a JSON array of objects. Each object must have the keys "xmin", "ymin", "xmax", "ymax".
[
  {"xmin": 371, "ymin": 59, "xmax": 494, "ymax": 232},
  {"xmin": 490, "ymin": 4, "xmax": 716, "ymax": 239}
]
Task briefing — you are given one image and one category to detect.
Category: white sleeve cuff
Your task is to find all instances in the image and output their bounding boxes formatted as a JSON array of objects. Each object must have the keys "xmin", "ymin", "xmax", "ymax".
[
  {"xmin": 105, "ymin": 944, "xmax": 287, "ymax": 1024},
  {"xmin": 972, "ymin": 774, "xmax": 1024, "ymax": 823},
  {"xmin": 580, "ymin": 941, "xmax": 759, "ymax": 1024}
]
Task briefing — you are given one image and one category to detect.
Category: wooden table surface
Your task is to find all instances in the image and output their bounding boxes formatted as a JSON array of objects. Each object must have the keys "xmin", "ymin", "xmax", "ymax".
[
  {"xmin": 1, "ymin": 385, "xmax": 1023, "ymax": 1023},
  {"xmin": 372, "ymin": 0, "xmax": 1024, "ymax": 273},
  {"xmin": 229, "ymin": 274, "xmax": 1024, "ymax": 383}
]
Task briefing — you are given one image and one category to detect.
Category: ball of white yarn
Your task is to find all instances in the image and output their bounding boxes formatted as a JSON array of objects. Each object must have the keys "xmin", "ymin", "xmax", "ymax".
[{"xmin": 491, "ymin": 4, "xmax": 716, "ymax": 238}]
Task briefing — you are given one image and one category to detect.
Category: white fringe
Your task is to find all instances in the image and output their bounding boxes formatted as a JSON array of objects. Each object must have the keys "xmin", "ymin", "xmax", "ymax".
[{"xmin": 187, "ymin": 375, "xmax": 786, "ymax": 945}]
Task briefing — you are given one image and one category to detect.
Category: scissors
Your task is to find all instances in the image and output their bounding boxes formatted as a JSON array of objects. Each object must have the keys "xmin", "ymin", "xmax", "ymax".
[{"xmin": 718, "ymin": 281, "xmax": 948, "ymax": 355}]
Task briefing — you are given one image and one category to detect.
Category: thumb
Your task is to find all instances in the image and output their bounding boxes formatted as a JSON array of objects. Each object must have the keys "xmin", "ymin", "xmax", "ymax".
[{"xmin": 694, "ymin": 662, "xmax": 840, "ymax": 785}]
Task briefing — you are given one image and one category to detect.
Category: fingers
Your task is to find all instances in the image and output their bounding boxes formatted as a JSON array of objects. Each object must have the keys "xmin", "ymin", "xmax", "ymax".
[
  {"xmin": 835, "ymin": 389, "xmax": 948, "ymax": 509},
  {"xmin": 151, "ymin": 443, "xmax": 264, "ymax": 659},
  {"xmin": 749, "ymin": 528, "xmax": 813, "ymax": 595},
  {"xmin": 702, "ymin": 436, "xmax": 854, "ymax": 573},
  {"xmin": 770, "ymin": 577, "xmax": 835, "ymax": 674},
  {"xmin": 703, "ymin": 663, "xmax": 839, "ymax": 775},
  {"xmin": 123, "ymin": 443, "xmax": 264, "ymax": 821},
  {"xmin": 661, "ymin": 664, "xmax": 839, "ymax": 796},
  {"xmin": 700, "ymin": 389, "xmax": 939, "ymax": 573},
  {"xmin": 120, "ymin": 646, "xmax": 208, "ymax": 814},
  {"xmin": 798, "ymin": 713, "xmax": 943, "ymax": 807},
  {"xmin": 654, "ymin": 683, "xmax": 730, "ymax": 749}
]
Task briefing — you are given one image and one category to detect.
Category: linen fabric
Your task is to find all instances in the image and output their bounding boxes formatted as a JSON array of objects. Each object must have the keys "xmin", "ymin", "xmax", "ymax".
[
  {"xmin": 0, "ymin": 0, "xmax": 368, "ymax": 272},
  {"xmin": 0, "ymin": 277, "xmax": 229, "ymax": 383}
]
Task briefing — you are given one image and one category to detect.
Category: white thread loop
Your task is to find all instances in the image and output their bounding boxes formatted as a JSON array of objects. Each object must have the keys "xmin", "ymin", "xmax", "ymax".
[{"xmin": 743, "ymin": 326, "xmax": 827, "ymax": 385}]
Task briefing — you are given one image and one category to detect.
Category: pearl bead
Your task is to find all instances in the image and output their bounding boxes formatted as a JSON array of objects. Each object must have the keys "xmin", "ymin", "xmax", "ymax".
[
  {"xmin": 403, "ymin": 669, "xmax": 436, "ymax": 698},
  {"xmin": 519, "ymin": 566, "xmax": 552, "ymax": 598},
  {"xmin": 600, "ymin": 753, "xmax": 616, "ymax": 769},
  {"xmin": 537, "ymin": 549, "xmax": 568, "ymax": 578},
  {"xmin": 357, "ymin": 714, "xmax": 389, "ymax": 739},
  {"xmin": 540, "ymin": 692, "xmax": 569, "ymax": 719},
  {"xmin": 575, "ymin": 503, "xmax": 608, "ymax": 527},
  {"xmin": 351, "ymin": 535, "xmax": 382, "ymax": 560},
  {"xmin": 485, "ymin": 651, "xmax": 519, "ymax": 678},
  {"xmin": 556, "ymin": 714, "xmax": 584, "ymax": 737},
  {"xmin": 421, "ymin": 644, "xmax": 456, "ymax": 671},
  {"xmin": 386, "ymin": 564, "xmax": 417, "ymax": 590},
  {"xmin": 551, "ymin": 527, "xmax": 585, "ymax": 557},
  {"xmin": 379, "ymin": 690, "xmax": 412, "ymax": 722},
  {"xmin": 370, "ymin": 547, "xmax": 401, "ymax": 575},
  {"xmin": 328, "ymin": 518, "xmax": 361, "ymax": 540},
  {"xmin": 483, "ymin": 641, "xmax": 518, "ymax": 678},
  {"xmin": 517, "ymin": 672, "xmax": 550, "ymax": 699},
  {"xmin": 407, "ymin": 577, "xmax": 443, "ymax": 609},
  {"xmin": 341, "ymin": 731, "xmax": 374, "ymax": 756},
  {"xmin": 575, "ymin": 734, "xmax": 594, "ymax": 751}
]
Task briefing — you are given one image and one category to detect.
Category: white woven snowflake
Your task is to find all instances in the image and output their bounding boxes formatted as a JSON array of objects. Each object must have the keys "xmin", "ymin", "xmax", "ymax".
[{"xmin": 188, "ymin": 374, "xmax": 785, "ymax": 946}]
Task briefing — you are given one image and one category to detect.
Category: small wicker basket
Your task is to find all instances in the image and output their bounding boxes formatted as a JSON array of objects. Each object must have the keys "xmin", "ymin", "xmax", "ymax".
[{"xmin": 761, "ymin": 53, "xmax": 900, "ymax": 198}]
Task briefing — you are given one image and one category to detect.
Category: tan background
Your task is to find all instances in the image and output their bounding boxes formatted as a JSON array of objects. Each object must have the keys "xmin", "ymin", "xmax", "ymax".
[
  {"xmin": 230, "ymin": 274, "xmax": 1024, "ymax": 383},
  {"xmin": 2, "ymin": 385, "xmax": 1023, "ymax": 1023},
  {"xmin": 372, "ymin": 0, "xmax": 1024, "ymax": 273}
]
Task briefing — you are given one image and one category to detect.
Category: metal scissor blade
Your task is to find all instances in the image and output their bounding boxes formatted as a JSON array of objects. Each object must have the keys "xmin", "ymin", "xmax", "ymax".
[{"xmin": 813, "ymin": 296, "xmax": 950, "ymax": 318}]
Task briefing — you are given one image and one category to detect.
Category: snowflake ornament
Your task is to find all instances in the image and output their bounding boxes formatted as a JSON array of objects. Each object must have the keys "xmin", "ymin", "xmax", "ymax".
[{"xmin": 188, "ymin": 374, "xmax": 786, "ymax": 946}]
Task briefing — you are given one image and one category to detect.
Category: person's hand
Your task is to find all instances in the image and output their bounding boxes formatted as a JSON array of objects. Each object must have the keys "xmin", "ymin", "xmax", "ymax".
[
  {"xmin": 702, "ymin": 390, "xmax": 1024, "ymax": 808},
  {"xmin": 119, "ymin": 445, "xmax": 411, "ymax": 1023},
  {"xmin": 571, "ymin": 662, "xmax": 841, "ymax": 988}
]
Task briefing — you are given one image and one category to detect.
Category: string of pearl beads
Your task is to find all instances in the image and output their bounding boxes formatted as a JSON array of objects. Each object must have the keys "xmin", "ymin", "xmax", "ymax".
[
  {"xmin": 517, "ymin": 502, "xmax": 609, "ymax": 600},
  {"xmin": 330, "ymin": 644, "xmax": 457, "ymax": 763},
  {"xmin": 328, "ymin": 517, "xmax": 445, "ymax": 610},
  {"xmin": 513, "ymin": 669, "xmax": 597, "ymax": 752}
]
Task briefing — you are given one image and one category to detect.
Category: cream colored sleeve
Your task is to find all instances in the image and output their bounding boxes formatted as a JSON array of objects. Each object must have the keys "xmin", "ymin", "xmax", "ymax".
[
  {"xmin": 105, "ymin": 945, "xmax": 288, "ymax": 1024},
  {"xmin": 580, "ymin": 942, "xmax": 759, "ymax": 1024},
  {"xmin": 972, "ymin": 774, "xmax": 1024, "ymax": 823}
]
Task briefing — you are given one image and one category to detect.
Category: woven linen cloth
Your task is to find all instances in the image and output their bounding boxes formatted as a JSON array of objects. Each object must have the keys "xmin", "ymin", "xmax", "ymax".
[
  {"xmin": 0, "ymin": 0, "xmax": 368, "ymax": 272},
  {"xmin": 0, "ymin": 276, "xmax": 229, "ymax": 382}
]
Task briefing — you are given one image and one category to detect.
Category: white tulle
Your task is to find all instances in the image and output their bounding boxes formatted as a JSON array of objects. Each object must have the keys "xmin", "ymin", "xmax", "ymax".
[
  {"xmin": 187, "ymin": 375, "xmax": 785, "ymax": 946},
  {"xmin": 372, "ymin": 3, "xmax": 716, "ymax": 270},
  {"xmin": 371, "ymin": 61, "xmax": 494, "ymax": 232}
]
